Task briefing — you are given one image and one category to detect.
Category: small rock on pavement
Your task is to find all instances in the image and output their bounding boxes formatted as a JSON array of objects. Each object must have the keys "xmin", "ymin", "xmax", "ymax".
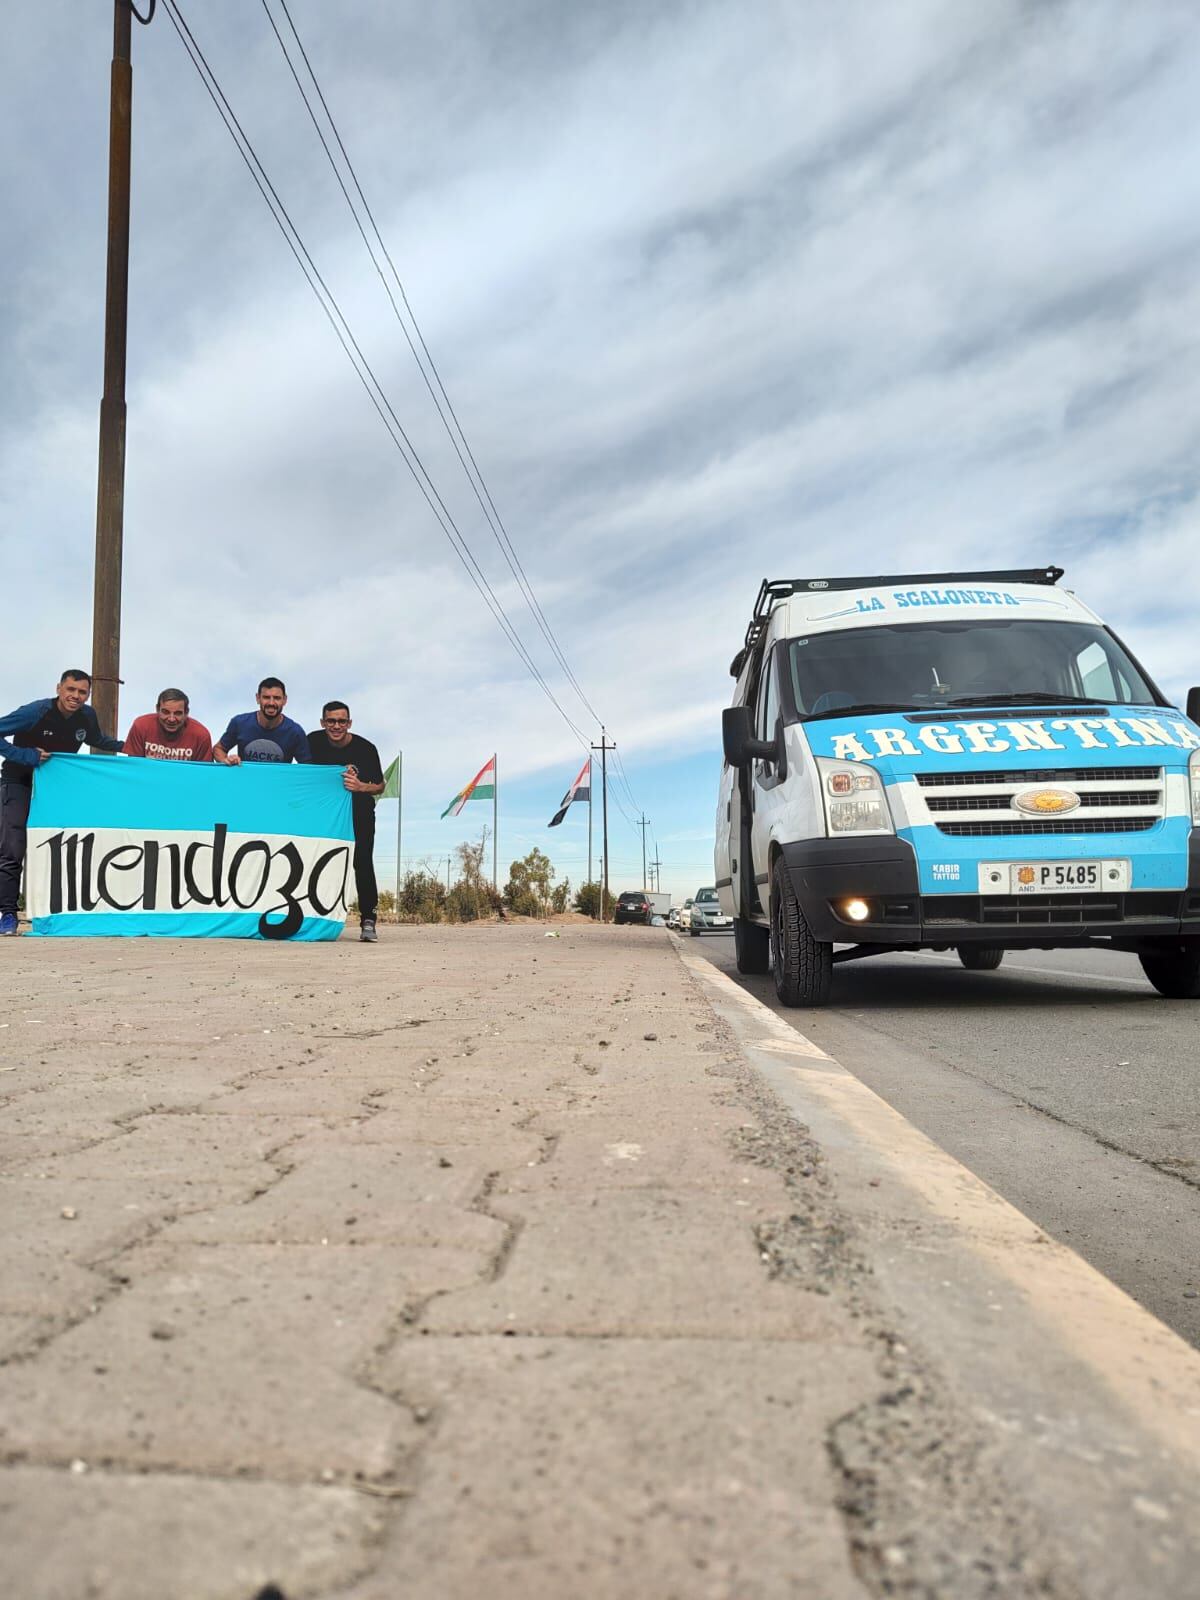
[
  {"xmin": 60, "ymin": 1207, "xmax": 77, "ymax": 1220},
  {"xmin": 644, "ymin": 1033, "xmax": 658, "ymax": 1041}
]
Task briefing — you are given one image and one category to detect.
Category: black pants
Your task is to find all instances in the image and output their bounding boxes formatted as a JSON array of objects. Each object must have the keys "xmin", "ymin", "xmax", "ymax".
[
  {"xmin": 353, "ymin": 804, "xmax": 378, "ymax": 921},
  {"xmin": 0, "ymin": 780, "xmax": 31, "ymax": 917}
]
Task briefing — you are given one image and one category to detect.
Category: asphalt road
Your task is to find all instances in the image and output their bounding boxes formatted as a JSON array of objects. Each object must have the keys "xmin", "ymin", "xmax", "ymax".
[{"xmin": 690, "ymin": 932, "xmax": 1200, "ymax": 1347}]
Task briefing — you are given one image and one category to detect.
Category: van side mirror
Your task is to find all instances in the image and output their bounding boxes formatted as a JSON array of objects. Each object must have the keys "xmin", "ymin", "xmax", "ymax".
[
  {"xmin": 1188, "ymin": 687, "xmax": 1200, "ymax": 726},
  {"xmin": 723, "ymin": 705, "xmax": 778, "ymax": 766}
]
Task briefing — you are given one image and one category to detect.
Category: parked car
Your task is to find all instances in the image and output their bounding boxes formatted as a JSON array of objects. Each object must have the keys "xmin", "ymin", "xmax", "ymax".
[
  {"xmin": 614, "ymin": 891, "xmax": 652, "ymax": 926},
  {"xmin": 678, "ymin": 897, "xmax": 694, "ymax": 930},
  {"xmin": 689, "ymin": 886, "xmax": 732, "ymax": 935},
  {"xmin": 666, "ymin": 905, "xmax": 681, "ymax": 929}
]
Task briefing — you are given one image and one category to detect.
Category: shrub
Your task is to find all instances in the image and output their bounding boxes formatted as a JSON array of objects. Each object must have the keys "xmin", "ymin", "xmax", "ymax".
[
  {"xmin": 574, "ymin": 880, "xmax": 614, "ymax": 918},
  {"xmin": 398, "ymin": 870, "xmax": 447, "ymax": 923}
]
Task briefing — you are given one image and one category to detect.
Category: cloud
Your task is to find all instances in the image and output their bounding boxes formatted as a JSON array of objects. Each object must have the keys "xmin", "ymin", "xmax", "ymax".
[{"xmin": 5, "ymin": 0, "xmax": 1200, "ymax": 877}]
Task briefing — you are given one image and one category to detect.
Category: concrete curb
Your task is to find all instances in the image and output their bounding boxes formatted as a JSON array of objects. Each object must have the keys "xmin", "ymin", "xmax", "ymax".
[{"xmin": 680, "ymin": 938, "xmax": 1200, "ymax": 1594}]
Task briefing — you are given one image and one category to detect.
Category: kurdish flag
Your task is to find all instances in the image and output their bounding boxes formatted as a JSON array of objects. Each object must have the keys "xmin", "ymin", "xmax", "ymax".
[{"xmin": 441, "ymin": 755, "xmax": 496, "ymax": 819}]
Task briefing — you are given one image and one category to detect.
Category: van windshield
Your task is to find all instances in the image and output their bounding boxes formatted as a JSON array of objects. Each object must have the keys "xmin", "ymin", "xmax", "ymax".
[{"xmin": 786, "ymin": 620, "xmax": 1159, "ymax": 719}]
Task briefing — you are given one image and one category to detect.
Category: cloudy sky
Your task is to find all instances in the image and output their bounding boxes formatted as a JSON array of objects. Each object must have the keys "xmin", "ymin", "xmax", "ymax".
[{"xmin": 5, "ymin": 0, "xmax": 1200, "ymax": 898}]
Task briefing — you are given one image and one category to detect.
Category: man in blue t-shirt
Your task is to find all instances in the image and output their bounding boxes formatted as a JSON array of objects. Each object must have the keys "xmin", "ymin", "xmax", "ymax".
[{"xmin": 213, "ymin": 677, "xmax": 310, "ymax": 765}]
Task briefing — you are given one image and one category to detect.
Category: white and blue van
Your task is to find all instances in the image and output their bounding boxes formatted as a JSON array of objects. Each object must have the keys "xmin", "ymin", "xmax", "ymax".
[{"xmin": 717, "ymin": 568, "xmax": 1200, "ymax": 1004}]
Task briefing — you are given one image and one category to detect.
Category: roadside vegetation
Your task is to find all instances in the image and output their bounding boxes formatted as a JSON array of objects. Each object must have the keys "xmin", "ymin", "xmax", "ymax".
[{"xmin": 351, "ymin": 828, "xmax": 614, "ymax": 923}]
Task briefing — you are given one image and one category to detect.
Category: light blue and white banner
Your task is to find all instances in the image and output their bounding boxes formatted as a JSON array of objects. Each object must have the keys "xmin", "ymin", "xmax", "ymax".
[{"xmin": 26, "ymin": 758, "xmax": 353, "ymax": 940}]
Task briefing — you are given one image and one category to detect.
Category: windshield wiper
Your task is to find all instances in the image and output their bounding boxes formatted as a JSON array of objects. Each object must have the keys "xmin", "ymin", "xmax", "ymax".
[
  {"xmin": 803, "ymin": 701, "xmax": 917, "ymax": 720},
  {"xmin": 943, "ymin": 692, "xmax": 1110, "ymax": 709}
]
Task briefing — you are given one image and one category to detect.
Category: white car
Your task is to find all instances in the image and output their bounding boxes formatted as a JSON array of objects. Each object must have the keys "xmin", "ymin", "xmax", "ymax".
[
  {"xmin": 689, "ymin": 886, "xmax": 732, "ymax": 935},
  {"xmin": 677, "ymin": 897, "xmax": 694, "ymax": 930}
]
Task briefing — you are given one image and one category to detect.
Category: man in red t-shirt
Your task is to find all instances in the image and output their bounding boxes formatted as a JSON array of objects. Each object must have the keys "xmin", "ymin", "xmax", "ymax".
[{"xmin": 123, "ymin": 688, "xmax": 213, "ymax": 763}]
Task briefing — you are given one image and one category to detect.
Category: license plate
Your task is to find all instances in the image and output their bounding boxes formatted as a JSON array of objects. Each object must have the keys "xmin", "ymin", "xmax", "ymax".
[{"xmin": 978, "ymin": 859, "xmax": 1130, "ymax": 895}]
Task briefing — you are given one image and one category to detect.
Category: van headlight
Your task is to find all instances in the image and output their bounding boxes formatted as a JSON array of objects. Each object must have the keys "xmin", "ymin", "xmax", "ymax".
[
  {"xmin": 816, "ymin": 758, "xmax": 894, "ymax": 836},
  {"xmin": 1191, "ymin": 749, "xmax": 1200, "ymax": 825}
]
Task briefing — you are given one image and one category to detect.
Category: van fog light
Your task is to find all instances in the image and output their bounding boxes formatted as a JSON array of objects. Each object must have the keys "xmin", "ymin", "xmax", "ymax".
[{"xmin": 841, "ymin": 898, "xmax": 871, "ymax": 923}]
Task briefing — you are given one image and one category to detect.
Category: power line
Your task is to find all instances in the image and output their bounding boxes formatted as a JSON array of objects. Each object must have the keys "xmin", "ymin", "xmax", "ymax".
[
  {"xmin": 262, "ymin": 0, "xmax": 603, "ymax": 731},
  {"xmin": 610, "ymin": 744, "xmax": 644, "ymax": 825},
  {"xmin": 161, "ymin": 0, "xmax": 590, "ymax": 750}
]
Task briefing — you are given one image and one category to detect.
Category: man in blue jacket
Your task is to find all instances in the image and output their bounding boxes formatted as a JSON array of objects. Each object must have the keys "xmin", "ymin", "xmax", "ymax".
[{"xmin": 0, "ymin": 669, "xmax": 123, "ymax": 934}]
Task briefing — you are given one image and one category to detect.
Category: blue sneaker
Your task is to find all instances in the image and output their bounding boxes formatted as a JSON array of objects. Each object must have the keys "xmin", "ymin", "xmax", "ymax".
[{"xmin": 0, "ymin": 913, "xmax": 18, "ymax": 937}]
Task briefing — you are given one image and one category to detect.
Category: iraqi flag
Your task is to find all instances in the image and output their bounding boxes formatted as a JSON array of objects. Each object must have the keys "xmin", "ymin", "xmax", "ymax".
[
  {"xmin": 441, "ymin": 756, "xmax": 496, "ymax": 819},
  {"xmin": 548, "ymin": 757, "xmax": 591, "ymax": 827}
]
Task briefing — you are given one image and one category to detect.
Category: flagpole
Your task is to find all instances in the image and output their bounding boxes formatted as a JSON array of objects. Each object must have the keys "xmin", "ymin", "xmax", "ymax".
[
  {"xmin": 401, "ymin": 745, "xmax": 412, "ymax": 908},
  {"xmin": 492, "ymin": 752, "xmax": 498, "ymax": 892},
  {"xmin": 588, "ymin": 755, "xmax": 594, "ymax": 919}
]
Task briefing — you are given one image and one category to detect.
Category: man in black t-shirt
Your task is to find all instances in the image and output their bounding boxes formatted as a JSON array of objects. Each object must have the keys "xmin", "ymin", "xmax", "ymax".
[
  {"xmin": 307, "ymin": 700, "xmax": 385, "ymax": 942},
  {"xmin": 0, "ymin": 668, "xmax": 123, "ymax": 934}
]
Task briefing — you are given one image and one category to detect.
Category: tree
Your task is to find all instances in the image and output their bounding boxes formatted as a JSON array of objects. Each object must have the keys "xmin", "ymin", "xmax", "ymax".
[
  {"xmin": 456, "ymin": 826, "xmax": 490, "ymax": 888},
  {"xmin": 504, "ymin": 847, "xmax": 556, "ymax": 917},
  {"xmin": 446, "ymin": 827, "xmax": 502, "ymax": 922}
]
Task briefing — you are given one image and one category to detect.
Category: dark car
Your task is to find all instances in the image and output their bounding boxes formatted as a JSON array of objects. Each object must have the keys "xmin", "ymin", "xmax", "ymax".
[{"xmin": 614, "ymin": 891, "xmax": 651, "ymax": 926}]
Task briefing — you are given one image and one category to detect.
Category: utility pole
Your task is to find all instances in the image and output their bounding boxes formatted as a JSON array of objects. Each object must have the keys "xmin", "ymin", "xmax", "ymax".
[
  {"xmin": 93, "ymin": 0, "xmax": 154, "ymax": 737},
  {"xmin": 637, "ymin": 816, "xmax": 650, "ymax": 891},
  {"xmin": 590, "ymin": 729, "xmax": 615, "ymax": 921},
  {"xmin": 649, "ymin": 853, "xmax": 662, "ymax": 893}
]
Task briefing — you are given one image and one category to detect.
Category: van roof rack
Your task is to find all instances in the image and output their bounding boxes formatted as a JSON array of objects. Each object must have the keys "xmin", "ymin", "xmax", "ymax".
[{"xmin": 730, "ymin": 566, "xmax": 1064, "ymax": 677}]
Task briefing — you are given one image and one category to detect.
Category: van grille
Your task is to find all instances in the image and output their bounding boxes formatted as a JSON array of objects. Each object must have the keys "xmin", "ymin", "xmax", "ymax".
[
  {"xmin": 935, "ymin": 818, "xmax": 1156, "ymax": 838},
  {"xmin": 916, "ymin": 766, "xmax": 1160, "ymax": 787},
  {"xmin": 925, "ymin": 789, "xmax": 1160, "ymax": 814},
  {"xmin": 911, "ymin": 765, "xmax": 1164, "ymax": 834}
]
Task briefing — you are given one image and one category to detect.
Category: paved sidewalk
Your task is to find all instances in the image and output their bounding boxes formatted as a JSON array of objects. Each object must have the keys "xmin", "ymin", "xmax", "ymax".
[
  {"xmin": 0, "ymin": 924, "xmax": 874, "ymax": 1600},
  {"xmin": 2, "ymin": 923, "xmax": 1199, "ymax": 1599}
]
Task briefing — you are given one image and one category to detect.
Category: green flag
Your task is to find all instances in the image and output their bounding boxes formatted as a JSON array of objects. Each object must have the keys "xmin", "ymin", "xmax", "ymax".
[{"xmin": 379, "ymin": 755, "xmax": 401, "ymax": 800}]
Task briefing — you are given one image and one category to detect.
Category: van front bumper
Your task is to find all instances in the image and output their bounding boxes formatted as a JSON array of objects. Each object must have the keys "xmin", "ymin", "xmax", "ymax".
[{"xmin": 781, "ymin": 835, "xmax": 1200, "ymax": 946}]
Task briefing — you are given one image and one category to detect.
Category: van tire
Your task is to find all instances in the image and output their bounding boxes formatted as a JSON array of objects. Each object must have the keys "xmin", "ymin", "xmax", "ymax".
[
  {"xmin": 734, "ymin": 917, "xmax": 770, "ymax": 974},
  {"xmin": 1139, "ymin": 946, "xmax": 1200, "ymax": 998},
  {"xmin": 958, "ymin": 946, "xmax": 1004, "ymax": 971},
  {"xmin": 770, "ymin": 857, "xmax": 832, "ymax": 1006}
]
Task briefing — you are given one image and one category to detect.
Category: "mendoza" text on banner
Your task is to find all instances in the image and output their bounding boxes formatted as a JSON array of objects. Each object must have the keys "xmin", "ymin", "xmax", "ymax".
[{"xmin": 26, "ymin": 757, "xmax": 353, "ymax": 941}]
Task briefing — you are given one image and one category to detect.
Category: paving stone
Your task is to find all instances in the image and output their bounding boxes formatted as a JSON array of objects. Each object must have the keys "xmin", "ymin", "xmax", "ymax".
[
  {"xmin": 200, "ymin": 1079, "xmax": 401, "ymax": 1117},
  {"xmin": 295, "ymin": 1107, "xmax": 544, "ymax": 1163},
  {"xmin": 9, "ymin": 1113, "xmax": 309, "ymax": 1195},
  {"xmin": 500, "ymin": 1114, "xmax": 779, "ymax": 1196},
  {"xmin": 160, "ymin": 1146, "xmax": 506, "ymax": 1251},
  {"xmin": 355, "ymin": 1336, "xmax": 872, "ymax": 1600},
  {"xmin": 0, "ymin": 1243, "xmax": 484, "ymax": 1478},
  {"xmin": 420, "ymin": 1189, "xmax": 841, "ymax": 1339},
  {"xmin": 0, "ymin": 1176, "xmax": 188, "ymax": 1316},
  {"xmin": 0, "ymin": 1123, "xmax": 120, "ymax": 1175},
  {"xmin": 0, "ymin": 1467, "xmax": 382, "ymax": 1600}
]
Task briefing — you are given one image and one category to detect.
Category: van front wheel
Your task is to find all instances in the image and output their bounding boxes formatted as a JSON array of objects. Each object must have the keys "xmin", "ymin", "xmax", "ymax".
[
  {"xmin": 734, "ymin": 916, "xmax": 770, "ymax": 974},
  {"xmin": 771, "ymin": 858, "xmax": 832, "ymax": 1007},
  {"xmin": 1139, "ymin": 945, "xmax": 1200, "ymax": 998},
  {"xmin": 958, "ymin": 946, "xmax": 1004, "ymax": 971}
]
